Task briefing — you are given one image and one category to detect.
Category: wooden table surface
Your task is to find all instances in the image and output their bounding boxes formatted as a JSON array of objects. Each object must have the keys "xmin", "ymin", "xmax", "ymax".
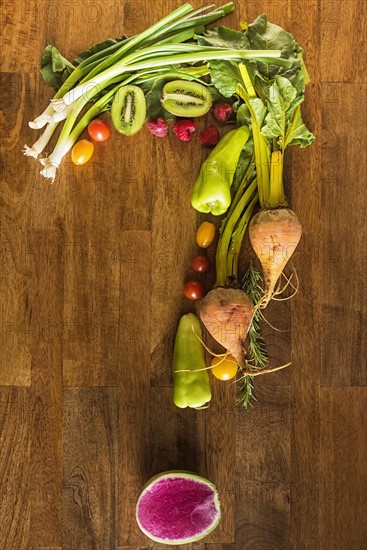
[{"xmin": 1, "ymin": 1, "xmax": 366, "ymax": 548}]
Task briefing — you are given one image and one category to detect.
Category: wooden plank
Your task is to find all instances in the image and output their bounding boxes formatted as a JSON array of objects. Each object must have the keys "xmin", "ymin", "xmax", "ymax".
[
  {"xmin": 0, "ymin": 387, "xmax": 30, "ymax": 548},
  {"xmin": 321, "ymin": 0, "xmax": 367, "ymax": 82},
  {"xmin": 0, "ymin": 220, "xmax": 32, "ymax": 386},
  {"xmin": 62, "ymin": 226, "xmax": 122, "ymax": 386},
  {"xmin": 288, "ymin": 0, "xmax": 322, "ymax": 545},
  {"xmin": 236, "ymin": 386, "xmax": 291, "ymax": 549},
  {"xmin": 62, "ymin": 387, "xmax": 118, "ymax": 549},
  {"xmin": 320, "ymin": 83, "xmax": 367, "ymax": 386},
  {"xmin": 62, "ymin": 388, "xmax": 117, "ymax": 550},
  {"xmin": 149, "ymin": 135, "xmax": 201, "ymax": 386},
  {"xmin": 320, "ymin": 388, "xmax": 367, "ymax": 548},
  {"xmin": 200, "ymin": 381, "xmax": 236, "ymax": 544},
  {"xmin": 117, "ymin": 231, "xmax": 151, "ymax": 546},
  {"xmin": 28, "ymin": 229, "xmax": 63, "ymax": 548}
]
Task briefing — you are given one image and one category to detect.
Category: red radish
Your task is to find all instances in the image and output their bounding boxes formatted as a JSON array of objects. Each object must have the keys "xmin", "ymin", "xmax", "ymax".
[
  {"xmin": 198, "ymin": 287, "xmax": 254, "ymax": 368},
  {"xmin": 249, "ymin": 207, "xmax": 302, "ymax": 307}
]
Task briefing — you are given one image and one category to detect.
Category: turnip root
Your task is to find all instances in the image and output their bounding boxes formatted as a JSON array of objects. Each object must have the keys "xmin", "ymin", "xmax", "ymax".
[
  {"xmin": 249, "ymin": 207, "xmax": 302, "ymax": 307},
  {"xmin": 198, "ymin": 287, "xmax": 254, "ymax": 368}
]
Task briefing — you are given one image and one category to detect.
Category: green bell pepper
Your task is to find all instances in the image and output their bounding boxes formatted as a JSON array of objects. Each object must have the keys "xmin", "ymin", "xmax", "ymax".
[
  {"xmin": 191, "ymin": 125, "xmax": 250, "ymax": 216},
  {"xmin": 172, "ymin": 313, "xmax": 211, "ymax": 409}
]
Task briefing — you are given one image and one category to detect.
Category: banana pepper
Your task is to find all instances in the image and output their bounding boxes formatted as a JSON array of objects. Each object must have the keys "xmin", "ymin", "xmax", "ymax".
[
  {"xmin": 191, "ymin": 125, "xmax": 250, "ymax": 216},
  {"xmin": 172, "ymin": 313, "xmax": 211, "ymax": 409}
]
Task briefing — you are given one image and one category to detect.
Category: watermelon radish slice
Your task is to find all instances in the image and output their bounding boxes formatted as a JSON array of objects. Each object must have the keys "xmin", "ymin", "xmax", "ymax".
[{"xmin": 135, "ymin": 471, "xmax": 221, "ymax": 545}]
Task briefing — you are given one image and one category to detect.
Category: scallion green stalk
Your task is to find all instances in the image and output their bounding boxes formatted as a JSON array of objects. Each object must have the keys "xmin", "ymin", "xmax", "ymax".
[{"xmin": 53, "ymin": 47, "xmax": 288, "ymax": 110}]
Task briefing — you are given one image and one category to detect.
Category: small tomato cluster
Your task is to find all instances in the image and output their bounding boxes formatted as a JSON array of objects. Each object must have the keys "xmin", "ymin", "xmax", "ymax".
[
  {"xmin": 183, "ymin": 221, "xmax": 216, "ymax": 301},
  {"xmin": 71, "ymin": 118, "xmax": 110, "ymax": 165}
]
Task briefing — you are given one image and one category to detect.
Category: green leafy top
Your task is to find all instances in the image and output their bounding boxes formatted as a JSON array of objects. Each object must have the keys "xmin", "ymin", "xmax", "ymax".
[{"xmin": 40, "ymin": 37, "xmax": 127, "ymax": 90}]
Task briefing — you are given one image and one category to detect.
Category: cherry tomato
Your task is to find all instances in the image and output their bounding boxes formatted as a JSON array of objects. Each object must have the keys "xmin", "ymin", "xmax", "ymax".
[
  {"xmin": 183, "ymin": 280, "xmax": 204, "ymax": 301},
  {"xmin": 196, "ymin": 222, "xmax": 216, "ymax": 248},
  {"xmin": 87, "ymin": 119, "xmax": 111, "ymax": 142},
  {"xmin": 71, "ymin": 139, "xmax": 94, "ymax": 165},
  {"xmin": 190, "ymin": 254, "xmax": 210, "ymax": 273},
  {"xmin": 211, "ymin": 355, "xmax": 238, "ymax": 381}
]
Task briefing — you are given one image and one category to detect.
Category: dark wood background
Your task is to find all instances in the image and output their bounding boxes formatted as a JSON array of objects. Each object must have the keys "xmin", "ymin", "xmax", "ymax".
[{"xmin": 1, "ymin": 1, "xmax": 366, "ymax": 548}]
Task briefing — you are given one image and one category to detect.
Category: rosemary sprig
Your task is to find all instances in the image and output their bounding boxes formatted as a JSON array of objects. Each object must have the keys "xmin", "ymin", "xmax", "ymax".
[
  {"xmin": 236, "ymin": 264, "xmax": 268, "ymax": 408},
  {"xmin": 236, "ymin": 375, "xmax": 256, "ymax": 408},
  {"xmin": 243, "ymin": 264, "xmax": 268, "ymax": 368}
]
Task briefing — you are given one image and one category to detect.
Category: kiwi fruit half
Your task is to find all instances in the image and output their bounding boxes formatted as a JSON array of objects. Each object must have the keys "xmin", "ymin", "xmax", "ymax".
[
  {"xmin": 161, "ymin": 80, "xmax": 212, "ymax": 117},
  {"xmin": 111, "ymin": 85, "xmax": 146, "ymax": 136}
]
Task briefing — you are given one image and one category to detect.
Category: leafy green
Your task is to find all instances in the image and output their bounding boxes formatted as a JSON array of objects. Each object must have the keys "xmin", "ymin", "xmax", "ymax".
[
  {"xmin": 208, "ymin": 60, "xmax": 242, "ymax": 97},
  {"xmin": 196, "ymin": 25, "xmax": 250, "ymax": 49},
  {"xmin": 231, "ymin": 137, "xmax": 254, "ymax": 191},
  {"xmin": 261, "ymin": 76, "xmax": 296, "ymax": 146},
  {"xmin": 245, "ymin": 14, "xmax": 304, "ymax": 89},
  {"xmin": 261, "ymin": 75, "xmax": 314, "ymax": 148},
  {"xmin": 139, "ymin": 77, "xmax": 174, "ymax": 121},
  {"xmin": 40, "ymin": 37, "xmax": 127, "ymax": 90},
  {"xmin": 72, "ymin": 36, "xmax": 127, "ymax": 66},
  {"xmin": 285, "ymin": 107, "xmax": 315, "ymax": 148},
  {"xmin": 40, "ymin": 45, "xmax": 75, "ymax": 90}
]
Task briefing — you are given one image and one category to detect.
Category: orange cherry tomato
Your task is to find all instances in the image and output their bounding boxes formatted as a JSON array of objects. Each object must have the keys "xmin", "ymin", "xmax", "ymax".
[
  {"xmin": 211, "ymin": 355, "xmax": 238, "ymax": 381},
  {"xmin": 88, "ymin": 119, "xmax": 111, "ymax": 142},
  {"xmin": 196, "ymin": 222, "xmax": 216, "ymax": 248},
  {"xmin": 71, "ymin": 139, "xmax": 94, "ymax": 165}
]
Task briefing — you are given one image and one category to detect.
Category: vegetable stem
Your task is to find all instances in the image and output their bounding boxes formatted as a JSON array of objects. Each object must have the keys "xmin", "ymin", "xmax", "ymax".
[
  {"xmin": 267, "ymin": 151, "xmax": 287, "ymax": 207},
  {"xmin": 226, "ymin": 192, "xmax": 258, "ymax": 281},
  {"xmin": 215, "ymin": 178, "xmax": 257, "ymax": 286}
]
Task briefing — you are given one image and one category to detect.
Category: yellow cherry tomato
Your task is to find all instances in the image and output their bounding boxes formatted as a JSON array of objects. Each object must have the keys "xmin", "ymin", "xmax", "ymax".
[
  {"xmin": 196, "ymin": 221, "xmax": 216, "ymax": 248},
  {"xmin": 71, "ymin": 139, "xmax": 95, "ymax": 165},
  {"xmin": 211, "ymin": 355, "xmax": 238, "ymax": 381}
]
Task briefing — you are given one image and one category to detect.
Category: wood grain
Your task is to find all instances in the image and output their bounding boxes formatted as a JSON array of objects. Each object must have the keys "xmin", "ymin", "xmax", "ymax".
[
  {"xmin": 0, "ymin": 388, "xmax": 30, "ymax": 548},
  {"xmin": 320, "ymin": 389, "xmax": 367, "ymax": 548},
  {"xmin": 1, "ymin": 1, "xmax": 367, "ymax": 549},
  {"xmin": 62, "ymin": 387, "xmax": 118, "ymax": 549},
  {"xmin": 321, "ymin": 83, "xmax": 367, "ymax": 386}
]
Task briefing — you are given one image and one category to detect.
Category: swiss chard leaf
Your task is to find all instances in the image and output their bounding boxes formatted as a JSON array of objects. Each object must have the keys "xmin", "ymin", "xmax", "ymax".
[
  {"xmin": 245, "ymin": 13, "xmax": 304, "ymax": 89},
  {"xmin": 261, "ymin": 76, "xmax": 296, "ymax": 147},
  {"xmin": 261, "ymin": 76, "xmax": 314, "ymax": 148},
  {"xmin": 231, "ymin": 137, "xmax": 254, "ymax": 191},
  {"xmin": 72, "ymin": 36, "xmax": 127, "ymax": 66},
  {"xmin": 196, "ymin": 26, "xmax": 250, "ymax": 50},
  {"xmin": 285, "ymin": 107, "xmax": 315, "ymax": 148},
  {"xmin": 40, "ymin": 36, "xmax": 127, "ymax": 90},
  {"xmin": 40, "ymin": 45, "xmax": 75, "ymax": 90},
  {"xmin": 139, "ymin": 78, "xmax": 175, "ymax": 121},
  {"xmin": 208, "ymin": 60, "xmax": 242, "ymax": 97}
]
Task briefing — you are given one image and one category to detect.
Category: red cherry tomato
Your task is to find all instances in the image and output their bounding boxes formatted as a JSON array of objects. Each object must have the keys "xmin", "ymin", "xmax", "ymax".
[
  {"xmin": 183, "ymin": 280, "xmax": 204, "ymax": 301},
  {"xmin": 71, "ymin": 139, "xmax": 94, "ymax": 165},
  {"xmin": 87, "ymin": 119, "xmax": 111, "ymax": 142},
  {"xmin": 190, "ymin": 254, "xmax": 210, "ymax": 273}
]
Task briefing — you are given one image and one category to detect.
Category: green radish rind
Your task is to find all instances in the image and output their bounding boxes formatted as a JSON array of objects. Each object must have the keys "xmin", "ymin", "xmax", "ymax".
[
  {"xmin": 135, "ymin": 470, "xmax": 221, "ymax": 545},
  {"xmin": 111, "ymin": 84, "xmax": 147, "ymax": 135}
]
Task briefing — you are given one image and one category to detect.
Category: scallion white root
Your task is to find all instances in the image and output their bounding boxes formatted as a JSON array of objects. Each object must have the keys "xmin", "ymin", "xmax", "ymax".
[{"xmin": 22, "ymin": 121, "xmax": 58, "ymax": 159}]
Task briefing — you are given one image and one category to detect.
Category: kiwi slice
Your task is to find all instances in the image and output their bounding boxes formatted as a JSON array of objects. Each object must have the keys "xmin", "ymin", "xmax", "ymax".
[
  {"xmin": 111, "ymin": 85, "xmax": 146, "ymax": 136},
  {"xmin": 161, "ymin": 80, "xmax": 212, "ymax": 117}
]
